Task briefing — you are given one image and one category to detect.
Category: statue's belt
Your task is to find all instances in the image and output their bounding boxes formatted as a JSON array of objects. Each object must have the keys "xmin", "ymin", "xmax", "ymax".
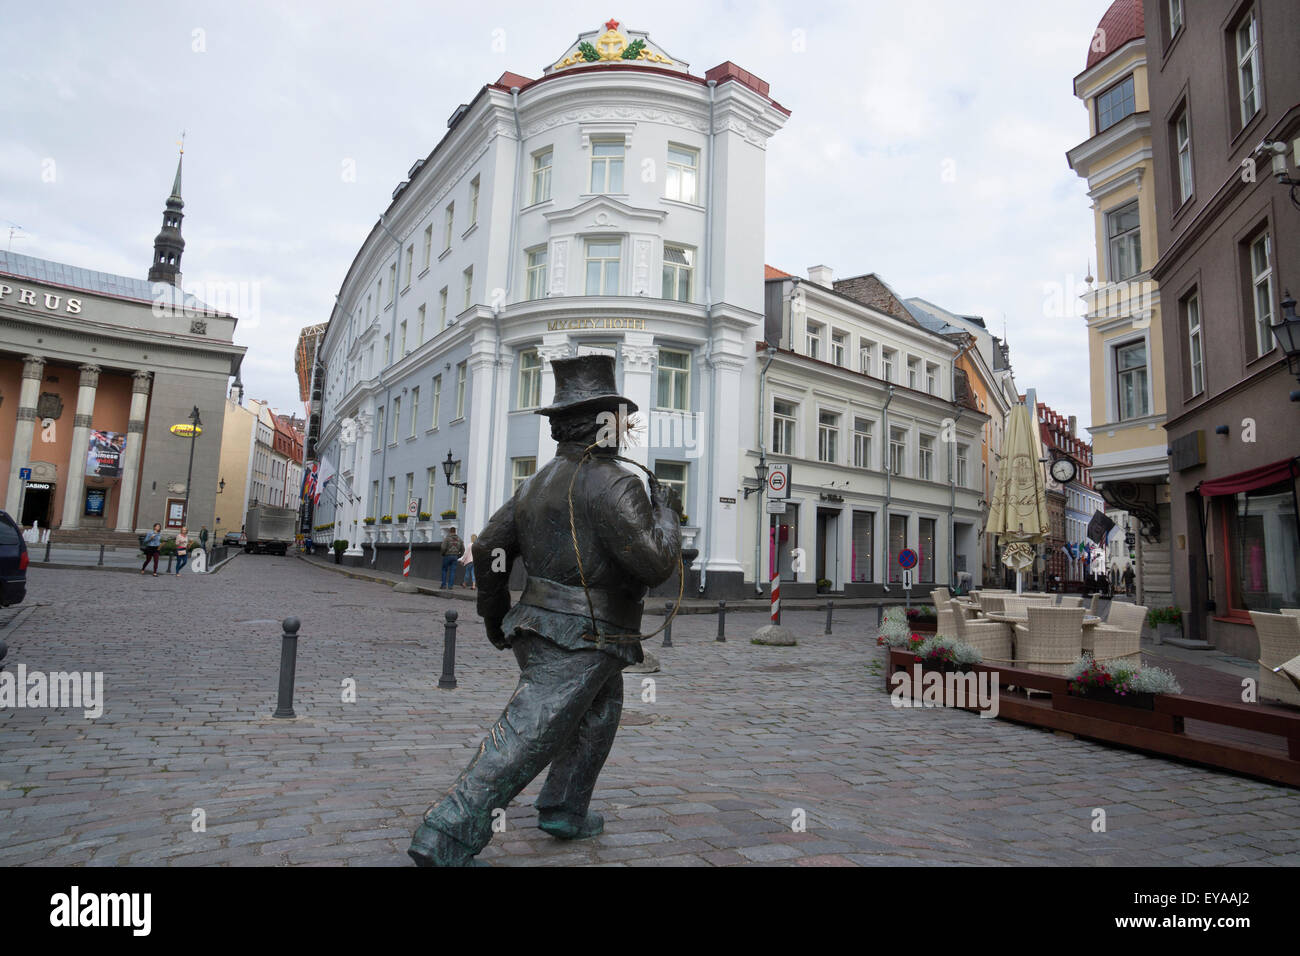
[{"xmin": 519, "ymin": 576, "xmax": 643, "ymax": 632}]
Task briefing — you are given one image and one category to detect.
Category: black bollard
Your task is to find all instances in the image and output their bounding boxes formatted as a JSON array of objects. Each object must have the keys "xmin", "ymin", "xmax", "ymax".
[
  {"xmin": 43, "ymin": 537, "xmax": 51, "ymax": 563},
  {"xmin": 716, "ymin": 600, "xmax": 726, "ymax": 642},
  {"xmin": 438, "ymin": 609, "xmax": 458, "ymax": 689},
  {"xmin": 97, "ymin": 544, "xmax": 105, "ymax": 567},
  {"xmin": 877, "ymin": 604, "xmax": 884, "ymax": 628},
  {"xmin": 166, "ymin": 553, "xmax": 173, "ymax": 574},
  {"xmin": 273, "ymin": 617, "xmax": 301, "ymax": 719},
  {"xmin": 662, "ymin": 602, "xmax": 674, "ymax": 648},
  {"xmin": 825, "ymin": 600, "xmax": 834, "ymax": 635}
]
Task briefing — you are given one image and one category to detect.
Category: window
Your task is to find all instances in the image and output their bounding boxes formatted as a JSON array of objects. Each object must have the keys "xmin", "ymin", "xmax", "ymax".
[
  {"xmin": 1185, "ymin": 291, "xmax": 1204, "ymax": 396},
  {"xmin": 653, "ymin": 461, "xmax": 686, "ymax": 511},
  {"xmin": 463, "ymin": 267, "xmax": 473, "ymax": 311},
  {"xmin": 383, "ymin": 334, "xmax": 391, "ymax": 365},
  {"xmin": 907, "ymin": 356, "xmax": 920, "ymax": 389},
  {"xmin": 1249, "ymin": 231, "xmax": 1274, "ymax": 358},
  {"xmin": 531, "ymin": 149, "xmax": 552, "ymax": 204},
  {"xmin": 439, "ymin": 287, "xmax": 448, "ymax": 331},
  {"xmin": 455, "ymin": 361, "xmax": 467, "ymax": 419},
  {"xmin": 388, "ymin": 264, "xmax": 396, "ymax": 302},
  {"xmin": 404, "ymin": 473, "xmax": 414, "ymax": 516},
  {"xmin": 772, "ymin": 400, "xmax": 797, "ymax": 455},
  {"xmin": 416, "ymin": 304, "xmax": 426, "ymax": 344},
  {"xmin": 1169, "ymin": 0, "xmax": 1183, "ymax": 38},
  {"xmin": 1116, "ymin": 340, "xmax": 1149, "ymax": 420},
  {"xmin": 443, "ymin": 203, "xmax": 454, "ymax": 251},
  {"xmin": 410, "ymin": 387, "xmax": 419, "ymax": 437},
  {"xmin": 431, "ymin": 374, "xmax": 441, "ymax": 429},
  {"xmin": 831, "ymin": 331, "xmax": 847, "ymax": 367},
  {"xmin": 852, "ymin": 512, "xmax": 874, "ymax": 582},
  {"xmin": 450, "ymin": 462, "xmax": 462, "ymax": 514},
  {"xmin": 1223, "ymin": 480, "xmax": 1300, "ymax": 613},
  {"xmin": 526, "ymin": 248, "xmax": 548, "ymax": 300},
  {"xmin": 656, "ymin": 349, "xmax": 690, "ymax": 411},
  {"xmin": 806, "ymin": 322, "xmax": 822, "ymax": 360},
  {"xmin": 512, "ymin": 457, "xmax": 536, "ymax": 494},
  {"xmin": 1175, "ymin": 107, "xmax": 1193, "ymax": 204},
  {"xmin": 371, "ymin": 481, "xmax": 380, "ymax": 519},
  {"xmin": 423, "ymin": 225, "xmax": 433, "ymax": 271},
  {"xmin": 817, "ymin": 410, "xmax": 839, "ymax": 463},
  {"xmin": 391, "ymin": 396, "xmax": 401, "ymax": 444},
  {"xmin": 889, "ymin": 427, "xmax": 907, "ymax": 475},
  {"xmin": 518, "ymin": 349, "xmax": 542, "ymax": 409},
  {"xmin": 665, "ymin": 146, "xmax": 699, "ymax": 203},
  {"xmin": 1235, "ymin": 10, "xmax": 1261, "ymax": 126},
  {"xmin": 590, "ymin": 140, "xmax": 625, "ymax": 193},
  {"xmin": 469, "ymin": 176, "xmax": 480, "ymax": 226},
  {"xmin": 881, "ymin": 348, "xmax": 895, "ymax": 383},
  {"xmin": 398, "ymin": 321, "xmax": 407, "ymax": 356},
  {"xmin": 888, "ymin": 514, "xmax": 908, "ymax": 583},
  {"xmin": 852, "ymin": 418, "xmax": 873, "ymax": 469},
  {"xmin": 919, "ymin": 518, "xmax": 936, "ymax": 583},
  {"xmin": 426, "ymin": 468, "xmax": 437, "ymax": 515},
  {"xmin": 585, "ymin": 240, "xmax": 620, "ymax": 295},
  {"xmin": 386, "ymin": 476, "xmax": 396, "ymax": 517},
  {"xmin": 919, "ymin": 435, "xmax": 935, "ymax": 480},
  {"xmin": 404, "ymin": 245, "xmax": 413, "ymax": 288},
  {"xmin": 374, "ymin": 407, "xmax": 384, "ymax": 450},
  {"xmin": 957, "ymin": 444, "xmax": 969, "ymax": 487},
  {"xmin": 662, "ymin": 245, "xmax": 693, "ymax": 301},
  {"xmin": 925, "ymin": 362, "xmax": 938, "ymax": 395},
  {"xmin": 859, "ymin": 341, "xmax": 875, "ymax": 376},
  {"xmin": 1096, "ymin": 75, "xmax": 1136, "ymax": 133},
  {"xmin": 1107, "ymin": 201, "xmax": 1142, "ymax": 282}
]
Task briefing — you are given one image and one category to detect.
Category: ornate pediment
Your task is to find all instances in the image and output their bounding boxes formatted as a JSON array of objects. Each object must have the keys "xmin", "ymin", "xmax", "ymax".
[
  {"xmin": 546, "ymin": 20, "xmax": 685, "ymax": 75},
  {"xmin": 543, "ymin": 196, "xmax": 666, "ymax": 231}
]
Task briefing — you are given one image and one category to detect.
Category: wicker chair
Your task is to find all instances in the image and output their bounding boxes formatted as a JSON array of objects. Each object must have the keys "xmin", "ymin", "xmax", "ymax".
[
  {"xmin": 1058, "ymin": 595, "xmax": 1084, "ymax": 608},
  {"xmin": 1087, "ymin": 594, "xmax": 1100, "ymax": 615},
  {"xmin": 1249, "ymin": 611, "xmax": 1300, "ymax": 708},
  {"xmin": 1012, "ymin": 606, "xmax": 1085, "ymax": 675},
  {"xmin": 979, "ymin": 594, "xmax": 1006, "ymax": 614},
  {"xmin": 1281, "ymin": 608, "xmax": 1300, "ymax": 621},
  {"xmin": 931, "ymin": 587, "xmax": 952, "ymax": 605},
  {"xmin": 953, "ymin": 610, "xmax": 1012, "ymax": 664},
  {"xmin": 1084, "ymin": 602, "xmax": 1145, "ymax": 667}
]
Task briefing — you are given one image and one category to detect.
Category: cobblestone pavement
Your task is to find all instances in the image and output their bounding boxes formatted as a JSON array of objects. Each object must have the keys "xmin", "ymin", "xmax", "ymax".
[{"xmin": 1, "ymin": 556, "xmax": 1298, "ymax": 867}]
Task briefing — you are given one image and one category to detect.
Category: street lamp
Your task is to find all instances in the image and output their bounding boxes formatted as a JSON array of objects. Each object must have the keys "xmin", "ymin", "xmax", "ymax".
[
  {"xmin": 182, "ymin": 405, "xmax": 201, "ymax": 526},
  {"xmin": 442, "ymin": 450, "xmax": 467, "ymax": 497},
  {"xmin": 742, "ymin": 458, "xmax": 771, "ymax": 499},
  {"xmin": 1269, "ymin": 289, "xmax": 1300, "ymax": 398}
]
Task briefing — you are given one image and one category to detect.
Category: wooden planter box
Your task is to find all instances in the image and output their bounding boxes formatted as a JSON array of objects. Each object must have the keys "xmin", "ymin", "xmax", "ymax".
[
  {"xmin": 907, "ymin": 616, "xmax": 938, "ymax": 634},
  {"xmin": 1054, "ymin": 691, "xmax": 1184, "ymax": 733}
]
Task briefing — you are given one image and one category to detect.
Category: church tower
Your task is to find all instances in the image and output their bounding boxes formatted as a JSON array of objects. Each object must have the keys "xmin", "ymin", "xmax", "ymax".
[{"xmin": 147, "ymin": 151, "xmax": 185, "ymax": 286}]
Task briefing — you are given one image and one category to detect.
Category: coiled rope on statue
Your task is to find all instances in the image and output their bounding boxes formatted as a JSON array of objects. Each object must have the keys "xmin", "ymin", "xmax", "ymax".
[{"xmin": 566, "ymin": 441, "xmax": 685, "ymax": 647}]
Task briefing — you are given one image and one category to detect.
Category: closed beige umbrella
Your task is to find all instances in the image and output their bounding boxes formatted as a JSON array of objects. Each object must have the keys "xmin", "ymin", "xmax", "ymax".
[{"xmin": 986, "ymin": 402, "xmax": 1049, "ymax": 593}]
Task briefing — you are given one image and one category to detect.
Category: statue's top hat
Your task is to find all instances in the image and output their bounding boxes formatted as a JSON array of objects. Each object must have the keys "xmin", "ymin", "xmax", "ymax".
[{"xmin": 536, "ymin": 354, "xmax": 637, "ymax": 418}]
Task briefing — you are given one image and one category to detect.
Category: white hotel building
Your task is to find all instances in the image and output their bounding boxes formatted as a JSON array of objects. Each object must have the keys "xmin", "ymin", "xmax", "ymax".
[{"xmin": 314, "ymin": 21, "xmax": 788, "ymax": 597}]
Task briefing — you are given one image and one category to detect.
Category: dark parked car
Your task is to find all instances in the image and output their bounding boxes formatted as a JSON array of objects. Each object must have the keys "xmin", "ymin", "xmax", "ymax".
[
  {"xmin": 222, "ymin": 531, "xmax": 243, "ymax": 547},
  {"xmin": 0, "ymin": 510, "xmax": 28, "ymax": 608}
]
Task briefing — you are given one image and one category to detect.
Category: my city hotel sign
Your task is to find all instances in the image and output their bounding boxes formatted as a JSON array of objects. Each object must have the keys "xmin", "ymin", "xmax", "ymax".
[
  {"xmin": 0, "ymin": 283, "xmax": 83, "ymax": 314},
  {"xmin": 546, "ymin": 317, "xmax": 647, "ymax": 331}
]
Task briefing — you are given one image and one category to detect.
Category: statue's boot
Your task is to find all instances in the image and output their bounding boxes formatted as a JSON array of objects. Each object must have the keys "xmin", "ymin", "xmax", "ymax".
[
  {"xmin": 408, "ymin": 820, "xmax": 486, "ymax": 866},
  {"xmin": 537, "ymin": 809, "xmax": 604, "ymax": 840}
]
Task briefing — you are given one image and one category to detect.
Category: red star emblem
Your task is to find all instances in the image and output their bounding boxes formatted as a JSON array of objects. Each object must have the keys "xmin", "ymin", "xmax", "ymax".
[{"xmin": 604, "ymin": 18, "xmax": 620, "ymax": 31}]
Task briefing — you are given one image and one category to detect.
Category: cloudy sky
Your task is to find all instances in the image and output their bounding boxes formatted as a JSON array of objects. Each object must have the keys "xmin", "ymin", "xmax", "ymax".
[{"xmin": 5, "ymin": 0, "xmax": 1108, "ymax": 426}]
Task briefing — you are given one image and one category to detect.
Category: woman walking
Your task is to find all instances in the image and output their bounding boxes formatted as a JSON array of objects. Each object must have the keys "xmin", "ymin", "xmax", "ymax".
[
  {"xmin": 174, "ymin": 526, "xmax": 190, "ymax": 575},
  {"xmin": 459, "ymin": 533, "xmax": 478, "ymax": 589},
  {"xmin": 141, "ymin": 523, "xmax": 162, "ymax": 576}
]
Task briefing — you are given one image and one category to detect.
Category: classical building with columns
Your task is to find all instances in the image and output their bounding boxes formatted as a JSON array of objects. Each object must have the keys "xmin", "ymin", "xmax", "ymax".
[
  {"xmin": 0, "ymin": 157, "xmax": 246, "ymax": 536},
  {"xmin": 311, "ymin": 19, "xmax": 788, "ymax": 596}
]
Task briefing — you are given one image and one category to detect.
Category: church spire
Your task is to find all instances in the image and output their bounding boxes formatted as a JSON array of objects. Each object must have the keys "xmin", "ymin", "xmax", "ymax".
[{"xmin": 148, "ymin": 143, "xmax": 186, "ymax": 286}]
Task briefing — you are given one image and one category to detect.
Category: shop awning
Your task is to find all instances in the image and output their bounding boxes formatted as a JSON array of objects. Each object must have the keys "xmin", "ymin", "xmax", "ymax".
[{"xmin": 1198, "ymin": 457, "xmax": 1299, "ymax": 497}]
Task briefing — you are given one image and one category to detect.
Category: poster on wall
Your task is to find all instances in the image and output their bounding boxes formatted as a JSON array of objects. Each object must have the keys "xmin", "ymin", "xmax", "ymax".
[
  {"xmin": 86, "ymin": 430, "xmax": 127, "ymax": 478},
  {"xmin": 84, "ymin": 488, "xmax": 107, "ymax": 517},
  {"xmin": 165, "ymin": 497, "xmax": 186, "ymax": 530}
]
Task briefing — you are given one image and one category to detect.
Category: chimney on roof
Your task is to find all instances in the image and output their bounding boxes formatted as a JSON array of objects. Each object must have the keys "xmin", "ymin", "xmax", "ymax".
[
  {"xmin": 1068, "ymin": 415, "xmax": 1077, "ymax": 437},
  {"xmin": 807, "ymin": 265, "xmax": 833, "ymax": 288}
]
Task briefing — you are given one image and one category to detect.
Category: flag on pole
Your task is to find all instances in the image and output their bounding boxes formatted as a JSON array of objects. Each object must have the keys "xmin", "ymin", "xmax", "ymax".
[
  {"xmin": 302, "ymin": 462, "xmax": 318, "ymax": 502},
  {"xmin": 314, "ymin": 457, "xmax": 336, "ymax": 507}
]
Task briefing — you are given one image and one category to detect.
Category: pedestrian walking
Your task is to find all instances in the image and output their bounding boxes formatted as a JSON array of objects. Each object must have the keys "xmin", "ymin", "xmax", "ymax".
[
  {"xmin": 1123, "ymin": 565, "xmax": 1135, "ymax": 597},
  {"xmin": 140, "ymin": 523, "xmax": 162, "ymax": 576},
  {"xmin": 440, "ymin": 526, "xmax": 463, "ymax": 589},
  {"xmin": 460, "ymin": 533, "xmax": 478, "ymax": 589},
  {"xmin": 174, "ymin": 526, "xmax": 190, "ymax": 575}
]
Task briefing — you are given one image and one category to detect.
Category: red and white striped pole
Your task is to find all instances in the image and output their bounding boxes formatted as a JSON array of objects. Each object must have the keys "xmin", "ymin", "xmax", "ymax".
[
  {"xmin": 769, "ymin": 517, "xmax": 780, "ymax": 625},
  {"xmin": 402, "ymin": 546, "xmax": 412, "ymax": 578}
]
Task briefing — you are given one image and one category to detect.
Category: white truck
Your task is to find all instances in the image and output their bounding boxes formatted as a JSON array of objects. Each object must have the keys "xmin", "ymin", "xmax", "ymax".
[{"xmin": 243, "ymin": 505, "xmax": 297, "ymax": 556}]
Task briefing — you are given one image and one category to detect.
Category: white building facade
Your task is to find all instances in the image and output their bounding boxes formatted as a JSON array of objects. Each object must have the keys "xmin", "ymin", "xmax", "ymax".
[{"xmin": 313, "ymin": 21, "xmax": 790, "ymax": 596}]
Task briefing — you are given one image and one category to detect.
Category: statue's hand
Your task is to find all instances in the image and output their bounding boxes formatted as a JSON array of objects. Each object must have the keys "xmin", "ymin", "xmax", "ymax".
[{"xmin": 485, "ymin": 618, "xmax": 509, "ymax": 650}]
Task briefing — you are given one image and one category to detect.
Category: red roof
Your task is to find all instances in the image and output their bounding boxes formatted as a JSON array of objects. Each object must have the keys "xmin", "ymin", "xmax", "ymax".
[
  {"xmin": 764, "ymin": 264, "xmax": 792, "ymax": 280},
  {"xmin": 1085, "ymin": 0, "xmax": 1144, "ymax": 71}
]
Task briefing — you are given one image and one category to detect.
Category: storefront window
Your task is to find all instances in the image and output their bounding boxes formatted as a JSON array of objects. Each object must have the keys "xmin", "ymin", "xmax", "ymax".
[
  {"xmin": 888, "ymin": 514, "xmax": 908, "ymax": 584},
  {"xmin": 1224, "ymin": 481, "xmax": 1299, "ymax": 613},
  {"xmin": 851, "ymin": 511, "xmax": 874, "ymax": 582},
  {"xmin": 919, "ymin": 517, "xmax": 936, "ymax": 584}
]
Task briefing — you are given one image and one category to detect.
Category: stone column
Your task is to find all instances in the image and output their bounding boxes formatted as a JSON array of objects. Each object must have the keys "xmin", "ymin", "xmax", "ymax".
[
  {"xmin": 619, "ymin": 339, "xmax": 656, "ymax": 471},
  {"xmin": 465, "ymin": 342, "xmax": 501, "ymax": 537},
  {"xmin": 59, "ymin": 364, "xmax": 101, "ymax": 529},
  {"xmin": 4, "ymin": 355, "xmax": 45, "ymax": 517},
  {"xmin": 340, "ymin": 419, "xmax": 363, "ymax": 556},
  {"xmin": 534, "ymin": 339, "xmax": 572, "ymax": 471},
  {"xmin": 702, "ymin": 349, "xmax": 747, "ymax": 578},
  {"xmin": 114, "ymin": 371, "xmax": 152, "ymax": 532}
]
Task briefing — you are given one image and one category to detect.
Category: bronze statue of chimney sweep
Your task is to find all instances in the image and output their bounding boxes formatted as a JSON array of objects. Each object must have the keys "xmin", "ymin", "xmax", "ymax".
[{"xmin": 409, "ymin": 353, "xmax": 682, "ymax": 866}]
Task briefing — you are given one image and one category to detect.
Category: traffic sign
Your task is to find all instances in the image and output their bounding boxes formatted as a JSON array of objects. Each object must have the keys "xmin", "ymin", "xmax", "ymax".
[
  {"xmin": 897, "ymin": 548, "xmax": 918, "ymax": 570},
  {"xmin": 18, "ymin": 468, "xmax": 31, "ymax": 481},
  {"xmin": 902, "ymin": 568, "xmax": 913, "ymax": 590},
  {"xmin": 408, "ymin": 498, "xmax": 420, "ymax": 516},
  {"xmin": 767, "ymin": 463, "xmax": 790, "ymax": 498},
  {"xmin": 765, "ymin": 498, "xmax": 787, "ymax": 514}
]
